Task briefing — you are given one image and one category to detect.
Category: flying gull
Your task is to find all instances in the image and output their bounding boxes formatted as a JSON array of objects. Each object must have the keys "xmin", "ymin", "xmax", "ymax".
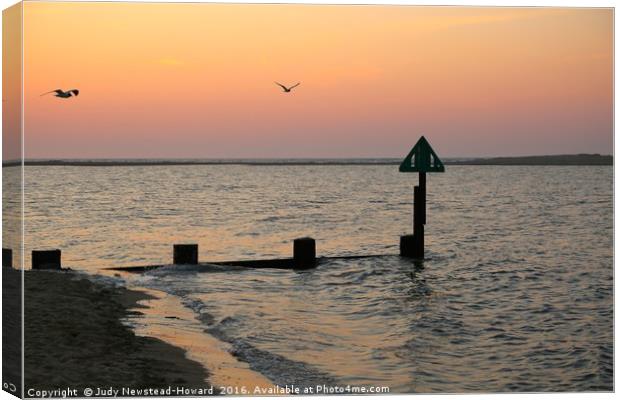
[
  {"xmin": 274, "ymin": 82, "xmax": 300, "ymax": 93},
  {"xmin": 41, "ymin": 89, "xmax": 80, "ymax": 98}
]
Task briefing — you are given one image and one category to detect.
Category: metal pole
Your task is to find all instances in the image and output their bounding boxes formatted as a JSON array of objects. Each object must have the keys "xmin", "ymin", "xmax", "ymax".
[
  {"xmin": 419, "ymin": 172, "xmax": 426, "ymax": 224},
  {"xmin": 413, "ymin": 185, "xmax": 416, "ymax": 233},
  {"xmin": 413, "ymin": 172, "xmax": 427, "ymax": 258}
]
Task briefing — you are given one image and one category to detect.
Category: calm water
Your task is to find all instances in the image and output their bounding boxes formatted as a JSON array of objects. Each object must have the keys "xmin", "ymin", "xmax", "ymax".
[{"xmin": 6, "ymin": 165, "xmax": 614, "ymax": 392}]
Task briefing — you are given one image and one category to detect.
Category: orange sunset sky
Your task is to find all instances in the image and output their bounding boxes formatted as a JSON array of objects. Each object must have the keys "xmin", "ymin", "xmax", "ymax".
[{"xmin": 4, "ymin": 2, "xmax": 614, "ymax": 159}]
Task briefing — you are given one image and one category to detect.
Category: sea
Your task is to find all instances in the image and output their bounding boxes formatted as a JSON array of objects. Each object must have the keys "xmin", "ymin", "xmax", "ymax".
[{"xmin": 3, "ymin": 163, "xmax": 613, "ymax": 392}]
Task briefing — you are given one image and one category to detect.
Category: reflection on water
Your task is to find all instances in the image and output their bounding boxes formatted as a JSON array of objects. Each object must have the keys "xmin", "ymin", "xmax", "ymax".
[{"xmin": 12, "ymin": 165, "xmax": 613, "ymax": 391}]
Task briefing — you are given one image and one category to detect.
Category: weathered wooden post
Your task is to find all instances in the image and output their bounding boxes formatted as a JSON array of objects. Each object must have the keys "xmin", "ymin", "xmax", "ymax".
[
  {"xmin": 399, "ymin": 136, "xmax": 444, "ymax": 258},
  {"xmin": 293, "ymin": 237, "xmax": 316, "ymax": 269},
  {"xmin": 32, "ymin": 249, "xmax": 62, "ymax": 270},
  {"xmin": 173, "ymin": 244, "xmax": 199, "ymax": 264},
  {"xmin": 3, "ymin": 248, "xmax": 12, "ymax": 268}
]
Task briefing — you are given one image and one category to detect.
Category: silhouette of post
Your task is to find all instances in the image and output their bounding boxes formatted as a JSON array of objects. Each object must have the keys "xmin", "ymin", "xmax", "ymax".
[
  {"xmin": 412, "ymin": 174, "xmax": 426, "ymax": 258},
  {"xmin": 399, "ymin": 136, "xmax": 444, "ymax": 259},
  {"xmin": 3, "ymin": 248, "xmax": 12, "ymax": 268},
  {"xmin": 173, "ymin": 244, "xmax": 198, "ymax": 265},
  {"xmin": 399, "ymin": 235, "xmax": 415, "ymax": 257},
  {"xmin": 293, "ymin": 237, "xmax": 316, "ymax": 269},
  {"xmin": 32, "ymin": 249, "xmax": 61, "ymax": 270}
]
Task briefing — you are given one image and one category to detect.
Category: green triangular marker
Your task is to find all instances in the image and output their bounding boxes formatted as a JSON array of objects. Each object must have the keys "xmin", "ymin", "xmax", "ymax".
[{"xmin": 399, "ymin": 136, "xmax": 445, "ymax": 173}]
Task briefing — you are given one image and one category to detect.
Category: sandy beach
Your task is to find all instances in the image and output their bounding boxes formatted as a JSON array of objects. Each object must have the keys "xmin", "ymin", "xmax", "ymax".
[{"xmin": 19, "ymin": 269, "xmax": 210, "ymax": 395}]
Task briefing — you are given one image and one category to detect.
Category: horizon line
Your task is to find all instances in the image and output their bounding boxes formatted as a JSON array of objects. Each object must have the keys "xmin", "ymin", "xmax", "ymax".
[
  {"xmin": 3, "ymin": 152, "xmax": 614, "ymax": 161},
  {"xmin": 1, "ymin": 153, "xmax": 613, "ymax": 167}
]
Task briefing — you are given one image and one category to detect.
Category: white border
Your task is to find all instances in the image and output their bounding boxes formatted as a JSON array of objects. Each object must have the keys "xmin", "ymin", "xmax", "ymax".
[{"xmin": 0, "ymin": 1, "xmax": 616, "ymax": 400}]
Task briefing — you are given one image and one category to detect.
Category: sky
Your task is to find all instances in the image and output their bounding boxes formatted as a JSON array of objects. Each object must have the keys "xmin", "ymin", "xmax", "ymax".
[
  {"xmin": 2, "ymin": 2, "xmax": 21, "ymax": 161},
  {"xmin": 6, "ymin": 2, "xmax": 614, "ymax": 159}
]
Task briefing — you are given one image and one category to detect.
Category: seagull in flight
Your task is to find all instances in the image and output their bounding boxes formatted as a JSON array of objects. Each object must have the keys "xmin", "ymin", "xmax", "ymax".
[
  {"xmin": 274, "ymin": 82, "xmax": 300, "ymax": 93},
  {"xmin": 41, "ymin": 89, "xmax": 80, "ymax": 98}
]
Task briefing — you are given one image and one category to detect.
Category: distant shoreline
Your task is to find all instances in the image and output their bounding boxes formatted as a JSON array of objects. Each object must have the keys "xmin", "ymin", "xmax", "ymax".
[
  {"xmin": 449, "ymin": 154, "xmax": 612, "ymax": 166},
  {"xmin": 2, "ymin": 154, "xmax": 612, "ymax": 167}
]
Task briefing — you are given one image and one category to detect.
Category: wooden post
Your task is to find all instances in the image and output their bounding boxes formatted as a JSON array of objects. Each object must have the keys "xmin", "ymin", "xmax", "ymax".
[
  {"xmin": 3, "ymin": 248, "xmax": 12, "ymax": 268},
  {"xmin": 173, "ymin": 244, "xmax": 198, "ymax": 264},
  {"xmin": 32, "ymin": 250, "xmax": 61, "ymax": 270},
  {"xmin": 399, "ymin": 235, "xmax": 415, "ymax": 257},
  {"xmin": 293, "ymin": 237, "xmax": 316, "ymax": 269}
]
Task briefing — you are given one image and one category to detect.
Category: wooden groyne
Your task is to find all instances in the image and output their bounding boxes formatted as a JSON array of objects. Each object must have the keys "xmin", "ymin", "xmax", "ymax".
[
  {"xmin": 7, "ymin": 240, "xmax": 404, "ymax": 273},
  {"xmin": 105, "ymin": 255, "xmax": 388, "ymax": 274},
  {"xmin": 106, "ymin": 239, "xmax": 388, "ymax": 273},
  {"xmin": 3, "ymin": 248, "xmax": 12, "ymax": 268}
]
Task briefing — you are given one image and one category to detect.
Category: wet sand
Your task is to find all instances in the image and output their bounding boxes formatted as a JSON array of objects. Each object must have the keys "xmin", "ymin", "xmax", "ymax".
[
  {"xmin": 126, "ymin": 286, "xmax": 275, "ymax": 391},
  {"xmin": 21, "ymin": 269, "xmax": 210, "ymax": 394}
]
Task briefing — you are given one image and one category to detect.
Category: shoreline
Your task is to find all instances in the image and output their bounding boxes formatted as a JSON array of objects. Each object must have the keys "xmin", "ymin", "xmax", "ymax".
[
  {"xmin": 1, "ymin": 153, "xmax": 613, "ymax": 167},
  {"xmin": 21, "ymin": 269, "xmax": 210, "ymax": 396},
  {"xmin": 126, "ymin": 285, "xmax": 275, "ymax": 391}
]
